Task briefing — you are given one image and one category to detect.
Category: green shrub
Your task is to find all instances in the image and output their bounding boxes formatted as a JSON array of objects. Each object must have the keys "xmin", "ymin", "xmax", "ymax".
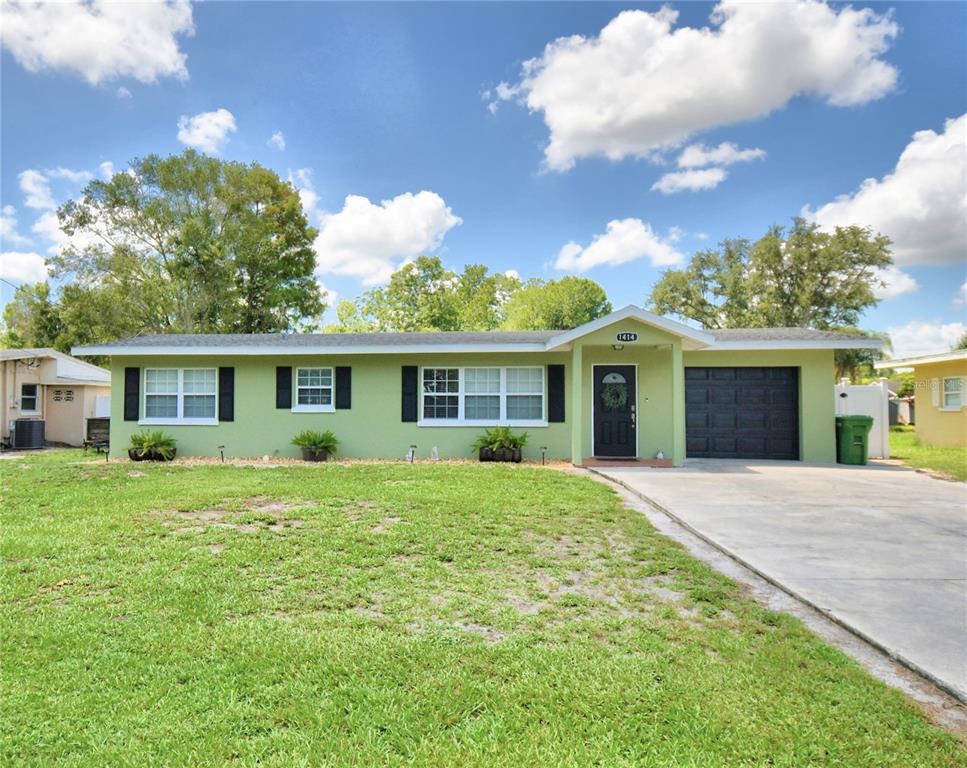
[
  {"xmin": 127, "ymin": 430, "xmax": 177, "ymax": 461},
  {"xmin": 292, "ymin": 429, "xmax": 339, "ymax": 454},
  {"xmin": 471, "ymin": 426, "xmax": 528, "ymax": 453}
]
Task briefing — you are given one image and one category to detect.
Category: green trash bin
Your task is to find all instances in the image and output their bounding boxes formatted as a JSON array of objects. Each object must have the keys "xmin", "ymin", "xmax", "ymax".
[{"xmin": 835, "ymin": 415, "xmax": 874, "ymax": 465}]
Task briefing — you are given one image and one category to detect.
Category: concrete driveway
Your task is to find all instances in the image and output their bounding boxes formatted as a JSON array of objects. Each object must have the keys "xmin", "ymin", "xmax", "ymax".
[{"xmin": 593, "ymin": 460, "xmax": 967, "ymax": 702}]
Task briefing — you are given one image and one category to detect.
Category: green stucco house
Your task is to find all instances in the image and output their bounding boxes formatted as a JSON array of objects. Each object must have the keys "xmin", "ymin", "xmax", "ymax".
[{"xmin": 73, "ymin": 306, "xmax": 877, "ymax": 465}]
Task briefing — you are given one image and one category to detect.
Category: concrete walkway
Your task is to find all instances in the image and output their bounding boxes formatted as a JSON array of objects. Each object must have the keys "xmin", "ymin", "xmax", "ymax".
[{"xmin": 592, "ymin": 460, "xmax": 967, "ymax": 702}]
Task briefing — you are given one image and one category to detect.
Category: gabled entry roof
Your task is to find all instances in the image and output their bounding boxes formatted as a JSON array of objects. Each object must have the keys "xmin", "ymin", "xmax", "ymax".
[{"xmin": 72, "ymin": 305, "xmax": 882, "ymax": 356}]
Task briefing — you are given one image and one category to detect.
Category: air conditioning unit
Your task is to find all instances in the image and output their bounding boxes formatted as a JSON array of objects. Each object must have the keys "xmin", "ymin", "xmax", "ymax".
[{"xmin": 13, "ymin": 419, "xmax": 45, "ymax": 449}]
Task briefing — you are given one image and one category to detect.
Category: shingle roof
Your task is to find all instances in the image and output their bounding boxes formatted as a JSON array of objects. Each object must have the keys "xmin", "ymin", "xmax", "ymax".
[
  {"xmin": 707, "ymin": 328, "xmax": 868, "ymax": 342},
  {"xmin": 96, "ymin": 330, "xmax": 559, "ymax": 348}
]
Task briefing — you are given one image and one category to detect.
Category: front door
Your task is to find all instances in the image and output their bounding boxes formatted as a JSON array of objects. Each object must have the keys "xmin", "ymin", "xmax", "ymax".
[{"xmin": 593, "ymin": 365, "xmax": 636, "ymax": 457}]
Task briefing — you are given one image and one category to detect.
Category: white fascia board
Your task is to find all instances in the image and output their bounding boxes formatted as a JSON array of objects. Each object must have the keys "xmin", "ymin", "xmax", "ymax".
[
  {"xmin": 702, "ymin": 339, "xmax": 885, "ymax": 351},
  {"xmin": 874, "ymin": 350, "xmax": 967, "ymax": 369},
  {"xmin": 71, "ymin": 342, "xmax": 554, "ymax": 357},
  {"xmin": 545, "ymin": 305, "xmax": 714, "ymax": 350}
]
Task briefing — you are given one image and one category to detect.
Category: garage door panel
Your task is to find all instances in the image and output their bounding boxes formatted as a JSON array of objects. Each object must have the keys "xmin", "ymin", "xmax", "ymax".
[{"xmin": 685, "ymin": 367, "xmax": 799, "ymax": 460}]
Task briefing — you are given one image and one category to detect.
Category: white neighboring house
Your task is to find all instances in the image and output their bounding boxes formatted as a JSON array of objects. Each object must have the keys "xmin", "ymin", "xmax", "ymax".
[{"xmin": 1, "ymin": 348, "xmax": 111, "ymax": 447}]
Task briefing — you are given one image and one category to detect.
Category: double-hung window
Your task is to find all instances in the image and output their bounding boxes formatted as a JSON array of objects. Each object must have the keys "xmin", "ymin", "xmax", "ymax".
[
  {"xmin": 143, "ymin": 368, "xmax": 217, "ymax": 424},
  {"xmin": 294, "ymin": 367, "xmax": 334, "ymax": 412},
  {"xmin": 20, "ymin": 383, "xmax": 39, "ymax": 414},
  {"xmin": 420, "ymin": 366, "xmax": 545, "ymax": 425},
  {"xmin": 942, "ymin": 377, "xmax": 963, "ymax": 410}
]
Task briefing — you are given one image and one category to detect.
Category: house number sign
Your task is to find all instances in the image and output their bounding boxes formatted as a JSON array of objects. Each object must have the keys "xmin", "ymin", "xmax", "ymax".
[{"xmin": 615, "ymin": 332, "xmax": 638, "ymax": 343}]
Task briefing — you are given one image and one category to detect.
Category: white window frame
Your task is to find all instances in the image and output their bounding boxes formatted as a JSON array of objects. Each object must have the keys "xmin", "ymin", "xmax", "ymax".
[
  {"xmin": 941, "ymin": 376, "xmax": 964, "ymax": 411},
  {"xmin": 417, "ymin": 366, "xmax": 547, "ymax": 427},
  {"xmin": 141, "ymin": 367, "xmax": 218, "ymax": 426},
  {"xmin": 20, "ymin": 383, "xmax": 40, "ymax": 415},
  {"xmin": 292, "ymin": 366, "xmax": 335, "ymax": 413}
]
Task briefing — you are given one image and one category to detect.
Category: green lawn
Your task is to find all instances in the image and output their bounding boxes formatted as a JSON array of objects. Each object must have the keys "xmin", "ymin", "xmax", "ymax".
[
  {"xmin": 891, "ymin": 426, "xmax": 967, "ymax": 482},
  {"xmin": 2, "ymin": 451, "xmax": 964, "ymax": 767}
]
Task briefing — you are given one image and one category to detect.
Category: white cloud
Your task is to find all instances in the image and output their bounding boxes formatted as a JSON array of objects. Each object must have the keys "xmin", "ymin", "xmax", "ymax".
[
  {"xmin": 887, "ymin": 320, "xmax": 967, "ymax": 359},
  {"xmin": 1, "ymin": 206, "xmax": 32, "ymax": 247},
  {"xmin": 957, "ymin": 281, "xmax": 967, "ymax": 308},
  {"xmin": 652, "ymin": 168, "xmax": 727, "ymax": 195},
  {"xmin": 47, "ymin": 167, "xmax": 93, "ymax": 184},
  {"xmin": 18, "ymin": 170, "xmax": 56, "ymax": 210},
  {"xmin": 872, "ymin": 265, "xmax": 918, "ymax": 300},
  {"xmin": 504, "ymin": 269, "xmax": 520, "ymax": 280},
  {"xmin": 0, "ymin": 0, "xmax": 194, "ymax": 85},
  {"xmin": 267, "ymin": 131, "xmax": 286, "ymax": 151},
  {"xmin": 288, "ymin": 168, "xmax": 320, "ymax": 223},
  {"xmin": 495, "ymin": 2, "xmax": 898, "ymax": 171},
  {"xmin": 98, "ymin": 161, "xmax": 115, "ymax": 179},
  {"xmin": 555, "ymin": 218, "xmax": 684, "ymax": 272},
  {"xmin": 32, "ymin": 210, "xmax": 104, "ymax": 257},
  {"xmin": 176, "ymin": 108, "xmax": 237, "ymax": 153},
  {"xmin": 0, "ymin": 251, "xmax": 48, "ymax": 283},
  {"xmin": 313, "ymin": 191, "xmax": 462, "ymax": 285},
  {"xmin": 116, "ymin": 86, "xmax": 132, "ymax": 99},
  {"xmin": 806, "ymin": 113, "xmax": 967, "ymax": 266},
  {"xmin": 677, "ymin": 142, "xmax": 766, "ymax": 168}
]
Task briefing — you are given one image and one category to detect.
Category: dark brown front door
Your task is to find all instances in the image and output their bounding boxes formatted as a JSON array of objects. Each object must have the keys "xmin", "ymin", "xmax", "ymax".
[{"xmin": 593, "ymin": 365, "xmax": 636, "ymax": 457}]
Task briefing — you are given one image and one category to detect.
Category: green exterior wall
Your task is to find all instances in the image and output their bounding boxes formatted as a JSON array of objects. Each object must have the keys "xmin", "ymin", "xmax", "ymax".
[
  {"xmin": 110, "ymin": 353, "xmax": 572, "ymax": 462},
  {"xmin": 107, "ymin": 323, "xmax": 838, "ymax": 465}
]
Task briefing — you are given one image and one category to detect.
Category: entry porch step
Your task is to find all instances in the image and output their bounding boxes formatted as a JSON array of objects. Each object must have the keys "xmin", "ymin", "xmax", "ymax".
[{"xmin": 581, "ymin": 457, "xmax": 673, "ymax": 468}]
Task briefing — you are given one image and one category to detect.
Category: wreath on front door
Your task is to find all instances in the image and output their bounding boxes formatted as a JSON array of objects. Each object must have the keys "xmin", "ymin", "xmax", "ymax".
[{"xmin": 601, "ymin": 382, "xmax": 628, "ymax": 412}]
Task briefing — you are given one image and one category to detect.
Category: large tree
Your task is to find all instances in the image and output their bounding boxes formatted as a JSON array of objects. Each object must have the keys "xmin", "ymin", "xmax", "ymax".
[
  {"xmin": 1, "ymin": 282, "xmax": 62, "ymax": 348},
  {"xmin": 328, "ymin": 257, "xmax": 524, "ymax": 332},
  {"xmin": 649, "ymin": 219, "xmax": 892, "ymax": 330},
  {"xmin": 328, "ymin": 259, "xmax": 611, "ymax": 333},
  {"xmin": 51, "ymin": 149, "xmax": 324, "ymax": 335},
  {"xmin": 501, "ymin": 276, "xmax": 612, "ymax": 330}
]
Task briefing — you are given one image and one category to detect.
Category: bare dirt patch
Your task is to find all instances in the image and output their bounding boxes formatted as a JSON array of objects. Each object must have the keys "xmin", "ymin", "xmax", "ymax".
[
  {"xmin": 371, "ymin": 516, "xmax": 402, "ymax": 534},
  {"xmin": 160, "ymin": 496, "xmax": 307, "ymax": 534}
]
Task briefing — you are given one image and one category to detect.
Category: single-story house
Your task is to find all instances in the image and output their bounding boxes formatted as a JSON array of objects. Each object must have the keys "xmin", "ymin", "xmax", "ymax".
[
  {"xmin": 1, "ymin": 348, "xmax": 111, "ymax": 448},
  {"xmin": 875, "ymin": 350, "xmax": 966, "ymax": 448},
  {"xmin": 72, "ymin": 306, "xmax": 879, "ymax": 465}
]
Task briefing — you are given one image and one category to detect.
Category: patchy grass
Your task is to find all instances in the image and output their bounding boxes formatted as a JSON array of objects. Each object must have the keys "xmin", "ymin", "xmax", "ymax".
[
  {"xmin": 891, "ymin": 426, "xmax": 967, "ymax": 481},
  {"xmin": 2, "ymin": 450, "xmax": 964, "ymax": 767}
]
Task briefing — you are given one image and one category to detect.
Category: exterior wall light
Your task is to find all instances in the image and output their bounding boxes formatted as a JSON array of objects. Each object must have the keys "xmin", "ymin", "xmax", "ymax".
[{"xmin": 612, "ymin": 344, "xmax": 624, "ymax": 351}]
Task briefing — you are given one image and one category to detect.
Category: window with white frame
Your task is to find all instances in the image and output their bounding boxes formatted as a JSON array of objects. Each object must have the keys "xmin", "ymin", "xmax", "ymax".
[
  {"xmin": 144, "ymin": 368, "xmax": 217, "ymax": 423},
  {"xmin": 295, "ymin": 367, "xmax": 333, "ymax": 411},
  {"xmin": 942, "ymin": 377, "xmax": 963, "ymax": 409},
  {"xmin": 20, "ymin": 383, "xmax": 39, "ymax": 413},
  {"xmin": 420, "ymin": 366, "xmax": 545, "ymax": 425}
]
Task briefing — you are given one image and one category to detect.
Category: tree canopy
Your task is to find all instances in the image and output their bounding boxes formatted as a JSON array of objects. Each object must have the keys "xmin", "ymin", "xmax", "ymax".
[
  {"xmin": 648, "ymin": 218, "xmax": 892, "ymax": 330},
  {"xmin": 50, "ymin": 149, "xmax": 324, "ymax": 336},
  {"xmin": 328, "ymin": 258, "xmax": 611, "ymax": 332}
]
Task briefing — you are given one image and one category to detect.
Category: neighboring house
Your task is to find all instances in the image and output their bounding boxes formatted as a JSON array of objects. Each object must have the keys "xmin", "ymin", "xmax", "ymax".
[
  {"xmin": 875, "ymin": 350, "xmax": 966, "ymax": 448},
  {"xmin": 73, "ymin": 306, "xmax": 878, "ymax": 465},
  {"xmin": 1, "ymin": 348, "xmax": 111, "ymax": 447}
]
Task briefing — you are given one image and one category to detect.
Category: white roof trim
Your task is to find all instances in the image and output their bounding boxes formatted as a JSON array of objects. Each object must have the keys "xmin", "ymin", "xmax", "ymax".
[
  {"xmin": 545, "ymin": 305, "xmax": 714, "ymax": 350},
  {"xmin": 71, "ymin": 342, "xmax": 557, "ymax": 357},
  {"xmin": 874, "ymin": 349, "xmax": 967, "ymax": 369},
  {"xmin": 704, "ymin": 339, "xmax": 885, "ymax": 351}
]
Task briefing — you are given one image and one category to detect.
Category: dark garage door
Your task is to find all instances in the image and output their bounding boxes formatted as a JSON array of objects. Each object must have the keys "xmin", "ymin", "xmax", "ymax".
[{"xmin": 685, "ymin": 367, "xmax": 799, "ymax": 460}]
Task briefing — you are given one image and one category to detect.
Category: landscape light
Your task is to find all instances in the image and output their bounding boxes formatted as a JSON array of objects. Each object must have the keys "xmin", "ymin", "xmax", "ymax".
[{"xmin": 540, "ymin": 446, "xmax": 547, "ymax": 465}]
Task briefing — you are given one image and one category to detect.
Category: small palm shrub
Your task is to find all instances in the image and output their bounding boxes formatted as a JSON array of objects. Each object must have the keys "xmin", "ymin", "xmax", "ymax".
[
  {"xmin": 292, "ymin": 430, "xmax": 339, "ymax": 461},
  {"xmin": 471, "ymin": 426, "xmax": 528, "ymax": 463},
  {"xmin": 128, "ymin": 430, "xmax": 177, "ymax": 461}
]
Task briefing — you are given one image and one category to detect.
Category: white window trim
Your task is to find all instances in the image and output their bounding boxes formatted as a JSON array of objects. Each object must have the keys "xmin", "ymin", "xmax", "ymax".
[
  {"xmin": 140, "ymin": 367, "xmax": 218, "ymax": 426},
  {"xmin": 940, "ymin": 376, "xmax": 964, "ymax": 411},
  {"xmin": 417, "ymin": 365, "xmax": 548, "ymax": 427},
  {"xmin": 20, "ymin": 383, "xmax": 40, "ymax": 415},
  {"xmin": 292, "ymin": 366, "xmax": 335, "ymax": 413}
]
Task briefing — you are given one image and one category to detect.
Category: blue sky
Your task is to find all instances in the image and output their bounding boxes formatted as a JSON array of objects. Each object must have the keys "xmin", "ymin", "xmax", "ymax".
[{"xmin": 1, "ymin": 1, "xmax": 965, "ymax": 356}]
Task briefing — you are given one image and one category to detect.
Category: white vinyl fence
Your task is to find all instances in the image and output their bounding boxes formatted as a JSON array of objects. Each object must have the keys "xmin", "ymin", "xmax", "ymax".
[{"xmin": 834, "ymin": 378, "xmax": 890, "ymax": 459}]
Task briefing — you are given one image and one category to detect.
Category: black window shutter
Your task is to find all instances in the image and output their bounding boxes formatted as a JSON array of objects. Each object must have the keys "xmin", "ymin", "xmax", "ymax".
[
  {"xmin": 547, "ymin": 364, "xmax": 565, "ymax": 423},
  {"xmin": 401, "ymin": 366, "xmax": 418, "ymax": 422},
  {"xmin": 123, "ymin": 367, "xmax": 139, "ymax": 421},
  {"xmin": 335, "ymin": 367, "xmax": 352, "ymax": 409},
  {"xmin": 276, "ymin": 366, "xmax": 292, "ymax": 409},
  {"xmin": 218, "ymin": 367, "xmax": 235, "ymax": 422}
]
